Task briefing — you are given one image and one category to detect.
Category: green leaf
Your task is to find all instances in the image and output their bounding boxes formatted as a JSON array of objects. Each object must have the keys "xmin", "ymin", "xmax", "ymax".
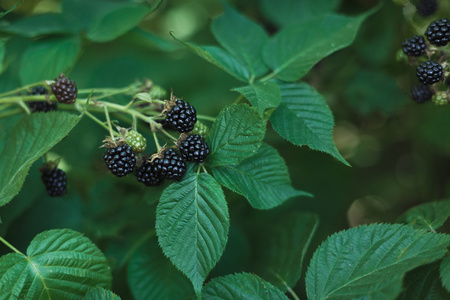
[
  {"xmin": 0, "ymin": 229, "xmax": 112, "ymax": 299},
  {"xmin": 0, "ymin": 13, "xmax": 77, "ymax": 37},
  {"xmin": 270, "ymin": 82, "xmax": 348, "ymax": 166},
  {"xmin": 398, "ymin": 200, "xmax": 450, "ymax": 232},
  {"xmin": 305, "ymin": 223, "xmax": 450, "ymax": 300},
  {"xmin": 263, "ymin": 12, "xmax": 373, "ymax": 82},
  {"xmin": 19, "ymin": 36, "xmax": 81, "ymax": 84},
  {"xmin": 207, "ymin": 104, "xmax": 266, "ymax": 167},
  {"xmin": 170, "ymin": 32, "xmax": 249, "ymax": 82},
  {"xmin": 232, "ymin": 81, "xmax": 281, "ymax": 116},
  {"xmin": 211, "ymin": 4, "xmax": 269, "ymax": 79},
  {"xmin": 0, "ymin": 40, "xmax": 5, "ymax": 74},
  {"xmin": 123, "ymin": 28, "xmax": 178, "ymax": 52},
  {"xmin": 212, "ymin": 144, "xmax": 311, "ymax": 209},
  {"xmin": 156, "ymin": 173, "xmax": 229, "ymax": 297},
  {"xmin": 202, "ymin": 273, "xmax": 289, "ymax": 300},
  {"xmin": 128, "ymin": 237, "xmax": 193, "ymax": 300},
  {"xmin": 440, "ymin": 256, "xmax": 450, "ymax": 292},
  {"xmin": 255, "ymin": 212, "xmax": 319, "ymax": 291},
  {"xmin": 84, "ymin": 287, "xmax": 121, "ymax": 300},
  {"xmin": 0, "ymin": 112, "xmax": 81, "ymax": 206}
]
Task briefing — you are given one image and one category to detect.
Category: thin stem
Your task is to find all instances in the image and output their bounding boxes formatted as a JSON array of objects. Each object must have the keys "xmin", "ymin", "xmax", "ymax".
[
  {"xmin": 0, "ymin": 108, "xmax": 22, "ymax": 118},
  {"xmin": 152, "ymin": 131, "xmax": 162, "ymax": 151},
  {"xmin": 132, "ymin": 115, "xmax": 137, "ymax": 131},
  {"xmin": 196, "ymin": 164, "xmax": 202, "ymax": 176},
  {"xmin": 197, "ymin": 114, "xmax": 215, "ymax": 122},
  {"xmin": 259, "ymin": 72, "xmax": 276, "ymax": 82},
  {"xmin": 18, "ymin": 101, "xmax": 30, "ymax": 115},
  {"xmin": 159, "ymin": 127, "xmax": 177, "ymax": 142},
  {"xmin": 233, "ymin": 94, "xmax": 244, "ymax": 105},
  {"xmin": 0, "ymin": 81, "xmax": 47, "ymax": 98},
  {"xmin": 201, "ymin": 164, "xmax": 208, "ymax": 174},
  {"xmin": 104, "ymin": 106, "xmax": 115, "ymax": 139},
  {"xmin": 85, "ymin": 111, "xmax": 112, "ymax": 134},
  {"xmin": 0, "ymin": 235, "xmax": 24, "ymax": 255},
  {"xmin": 274, "ymin": 273, "xmax": 300, "ymax": 300}
]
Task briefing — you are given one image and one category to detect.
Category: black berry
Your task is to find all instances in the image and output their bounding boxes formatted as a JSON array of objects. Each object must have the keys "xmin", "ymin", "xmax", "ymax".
[
  {"xmin": 153, "ymin": 148, "xmax": 186, "ymax": 181},
  {"xmin": 179, "ymin": 134, "xmax": 210, "ymax": 163},
  {"xmin": 50, "ymin": 73, "xmax": 78, "ymax": 104},
  {"xmin": 41, "ymin": 167, "xmax": 67, "ymax": 197},
  {"xmin": 401, "ymin": 35, "xmax": 426, "ymax": 57},
  {"xmin": 165, "ymin": 100, "xmax": 197, "ymax": 133},
  {"xmin": 135, "ymin": 160, "xmax": 163, "ymax": 186},
  {"xmin": 27, "ymin": 86, "xmax": 57, "ymax": 113},
  {"xmin": 416, "ymin": 61, "xmax": 443, "ymax": 85},
  {"xmin": 410, "ymin": 84, "xmax": 433, "ymax": 103},
  {"xmin": 103, "ymin": 144, "xmax": 136, "ymax": 177},
  {"xmin": 417, "ymin": 0, "xmax": 438, "ymax": 17},
  {"xmin": 425, "ymin": 18, "xmax": 450, "ymax": 46}
]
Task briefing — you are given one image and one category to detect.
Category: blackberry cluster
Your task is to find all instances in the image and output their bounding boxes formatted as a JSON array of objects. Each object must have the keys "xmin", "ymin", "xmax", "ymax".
[
  {"xmin": 401, "ymin": 35, "xmax": 426, "ymax": 57},
  {"xmin": 51, "ymin": 73, "xmax": 78, "ymax": 104},
  {"xmin": 410, "ymin": 84, "xmax": 433, "ymax": 103},
  {"xmin": 153, "ymin": 148, "xmax": 186, "ymax": 181},
  {"xmin": 425, "ymin": 18, "xmax": 450, "ymax": 46},
  {"xmin": 135, "ymin": 160, "xmax": 163, "ymax": 186},
  {"xmin": 165, "ymin": 100, "xmax": 197, "ymax": 133},
  {"xmin": 27, "ymin": 86, "xmax": 57, "ymax": 113},
  {"xmin": 179, "ymin": 134, "xmax": 210, "ymax": 163},
  {"xmin": 416, "ymin": 61, "xmax": 443, "ymax": 85},
  {"xmin": 417, "ymin": 0, "xmax": 438, "ymax": 17},
  {"xmin": 103, "ymin": 144, "xmax": 136, "ymax": 177},
  {"xmin": 41, "ymin": 167, "xmax": 67, "ymax": 197}
]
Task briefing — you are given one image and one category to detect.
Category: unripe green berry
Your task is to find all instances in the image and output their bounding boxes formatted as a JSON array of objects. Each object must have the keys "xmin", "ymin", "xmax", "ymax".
[
  {"xmin": 124, "ymin": 130, "xmax": 147, "ymax": 153},
  {"xmin": 191, "ymin": 121, "xmax": 209, "ymax": 137},
  {"xmin": 432, "ymin": 91, "xmax": 448, "ymax": 106}
]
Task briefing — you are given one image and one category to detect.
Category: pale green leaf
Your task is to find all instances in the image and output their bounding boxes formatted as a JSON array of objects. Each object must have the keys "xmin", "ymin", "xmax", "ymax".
[
  {"xmin": 440, "ymin": 256, "xmax": 450, "ymax": 292},
  {"xmin": 305, "ymin": 223, "xmax": 450, "ymax": 300},
  {"xmin": 211, "ymin": 4, "xmax": 269, "ymax": 79},
  {"xmin": 156, "ymin": 173, "xmax": 229, "ymax": 297},
  {"xmin": 398, "ymin": 200, "xmax": 450, "ymax": 232},
  {"xmin": 202, "ymin": 273, "xmax": 289, "ymax": 300},
  {"xmin": 270, "ymin": 82, "xmax": 348, "ymax": 166},
  {"xmin": 19, "ymin": 36, "xmax": 81, "ymax": 84},
  {"xmin": 128, "ymin": 237, "xmax": 193, "ymax": 300},
  {"xmin": 212, "ymin": 144, "xmax": 311, "ymax": 210},
  {"xmin": 232, "ymin": 81, "xmax": 281, "ymax": 116},
  {"xmin": 0, "ymin": 112, "xmax": 82, "ymax": 206},
  {"xmin": 0, "ymin": 229, "xmax": 112, "ymax": 299},
  {"xmin": 207, "ymin": 104, "xmax": 266, "ymax": 167},
  {"xmin": 84, "ymin": 287, "xmax": 121, "ymax": 300}
]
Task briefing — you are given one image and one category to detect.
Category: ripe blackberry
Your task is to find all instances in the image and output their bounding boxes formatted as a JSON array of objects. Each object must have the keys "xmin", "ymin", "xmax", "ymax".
[
  {"xmin": 401, "ymin": 35, "xmax": 426, "ymax": 57},
  {"xmin": 135, "ymin": 160, "xmax": 163, "ymax": 186},
  {"xmin": 410, "ymin": 84, "xmax": 433, "ymax": 103},
  {"xmin": 165, "ymin": 100, "xmax": 197, "ymax": 133},
  {"xmin": 27, "ymin": 86, "xmax": 57, "ymax": 113},
  {"xmin": 432, "ymin": 91, "xmax": 448, "ymax": 106},
  {"xmin": 179, "ymin": 134, "xmax": 210, "ymax": 163},
  {"xmin": 416, "ymin": 61, "xmax": 443, "ymax": 85},
  {"xmin": 417, "ymin": 0, "xmax": 438, "ymax": 17},
  {"xmin": 425, "ymin": 18, "xmax": 450, "ymax": 46},
  {"xmin": 124, "ymin": 130, "xmax": 147, "ymax": 153},
  {"xmin": 41, "ymin": 167, "xmax": 67, "ymax": 197},
  {"xmin": 103, "ymin": 143, "xmax": 136, "ymax": 177},
  {"xmin": 50, "ymin": 73, "xmax": 78, "ymax": 104},
  {"xmin": 153, "ymin": 148, "xmax": 186, "ymax": 181}
]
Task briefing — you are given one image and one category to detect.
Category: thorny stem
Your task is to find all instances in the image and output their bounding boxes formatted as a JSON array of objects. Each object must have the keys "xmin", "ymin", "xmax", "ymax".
[{"xmin": 0, "ymin": 235, "xmax": 24, "ymax": 256}]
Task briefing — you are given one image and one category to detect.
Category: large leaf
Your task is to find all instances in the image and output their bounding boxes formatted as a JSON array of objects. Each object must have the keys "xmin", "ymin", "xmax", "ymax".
[
  {"xmin": 207, "ymin": 104, "xmax": 266, "ymax": 167},
  {"xmin": 0, "ymin": 229, "xmax": 112, "ymax": 299},
  {"xmin": 202, "ymin": 273, "xmax": 289, "ymax": 300},
  {"xmin": 255, "ymin": 212, "xmax": 319, "ymax": 291},
  {"xmin": 128, "ymin": 237, "xmax": 193, "ymax": 300},
  {"xmin": 263, "ymin": 12, "xmax": 373, "ymax": 82},
  {"xmin": 19, "ymin": 36, "xmax": 81, "ymax": 84},
  {"xmin": 156, "ymin": 173, "xmax": 229, "ymax": 297},
  {"xmin": 0, "ymin": 112, "xmax": 81, "ymax": 206},
  {"xmin": 0, "ymin": 13, "xmax": 76, "ymax": 37},
  {"xmin": 398, "ymin": 200, "xmax": 450, "ymax": 232},
  {"xmin": 440, "ymin": 256, "xmax": 450, "ymax": 292},
  {"xmin": 305, "ymin": 223, "xmax": 450, "ymax": 300},
  {"xmin": 84, "ymin": 287, "xmax": 121, "ymax": 300},
  {"xmin": 211, "ymin": 4, "xmax": 269, "ymax": 79},
  {"xmin": 232, "ymin": 81, "xmax": 281, "ymax": 116},
  {"xmin": 270, "ymin": 82, "xmax": 348, "ymax": 165},
  {"xmin": 212, "ymin": 144, "xmax": 311, "ymax": 210}
]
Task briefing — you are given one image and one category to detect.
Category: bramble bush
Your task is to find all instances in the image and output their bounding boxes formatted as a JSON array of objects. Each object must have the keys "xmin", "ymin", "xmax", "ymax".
[{"xmin": 1, "ymin": 0, "xmax": 450, "ymax": 299}]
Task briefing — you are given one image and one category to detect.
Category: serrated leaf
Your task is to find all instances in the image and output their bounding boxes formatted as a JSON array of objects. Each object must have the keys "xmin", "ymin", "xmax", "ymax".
[
  {"xmin": 84, "ymin": 287, "xmax": 121, "ymax": 300},
  {"xmin": 398, "ymin": 200, "xmax": 450, "ymax": 232},
  {"xmin": 0, "ymin": 229, "xmax": 112, "ymax": 299},
  {"xmin": 202, "ymin": 273, "xmax": 289, "ymax": 300},
  {"xmin": 440, "ymin": 256, "xmax": 450, "ymax": 292},
  {"xmin": 0, "ymin": 13, "xmax": 76, "ymax": 37},
  {"xmin": 128, "ymin": 237, "xmax": 193, "ymax": 300},
  {"xmin": 19, "ymin": 36, "xmax": 81, "ymax": 84},
  {"xmin": 255, "ymin": 212, "xmax": 319, "ymax": 291},
  {"xmin": 263, "ymin": 12, "xmax": 373, "ymax": 82},
  {"xmin": 232, "ymin": 81, "xmax": 281, "ymax": 116},
  {"xmin": 212, "ymin": 144, "xmax": 311, "ymax": 209},
  {"xmin": 305, "ymin": 223, "xmax": 450, "ymax": 300},
  {"xmin": 0, "ymin": 112, "xmax": 81, "ymax": 206},
  {"xmin": 207, "ymin": 104, "xmax": 266, "ymax": 167},
  {"xmin": 211, "ymin": 4, "xmax": 269, "ymax": 79},
  {"xmin": 156, "ymin": 173, "xmax": 229, "ymax": 297},
  {"xmin": 170, "ymin": 32, "xmax": 249, "ymax": 82},
  {"xmin": 270, "ymin": 82, "xmax": 348, "ymax": 166}
]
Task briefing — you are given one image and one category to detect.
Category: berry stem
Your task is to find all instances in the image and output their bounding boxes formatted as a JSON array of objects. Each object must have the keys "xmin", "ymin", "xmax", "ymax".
[
  {"xmin": 18, "ymin": 100, "xmax": 30, "ymax": 115},
  {"xmin": 85, "ymin": 110, "xmax": 115, "ymax": 135},
  {"xmin": 152, "ymin": 130, "xmax": 162, "ymax": 151},
  {"xmin": 201, "ymin": 164, "xmax": 208, "ymax": 174},
  {"xmin": 259, "ymin": 72, "xmax": 276, "ymax": 82},
  {"xmin": 0, "ymin": 235, "xmax": 24, "ymax": 255},
  {"xmin": 0, "ymin": 81, "xmax": 47, "ymax": 98},
  {"xmin": 233, "ymin": 94, "xmax": 244, "ymax": 105},
  {"xmin": 197, "ymin": 114, "xmax": 216, "ymax": 122},
  {"xmin": 104, "ymin": 105, "xmax": 116, "ymax": 139},
  {"xmin": 0, "ymin": 108, "xmax": 22, "ymax": 118}
]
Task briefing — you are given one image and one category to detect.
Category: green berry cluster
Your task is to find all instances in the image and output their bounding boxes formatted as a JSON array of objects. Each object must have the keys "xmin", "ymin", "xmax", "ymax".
[
  {"xmin": 124, "ymin": 130, "xmax": 147, "ymax": 153},
  {"xmin": 432, "ymin": 91, "xmax": 448, "ymax": 106}
]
